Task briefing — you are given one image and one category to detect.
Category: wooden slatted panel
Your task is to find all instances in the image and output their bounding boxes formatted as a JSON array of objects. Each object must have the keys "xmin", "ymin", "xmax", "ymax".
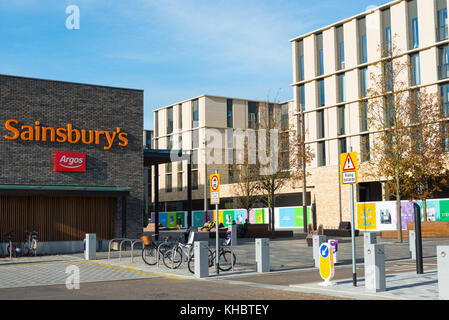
[{"xmin": 0, "ymin": 195, "xmax": 116, "ymax": 242}]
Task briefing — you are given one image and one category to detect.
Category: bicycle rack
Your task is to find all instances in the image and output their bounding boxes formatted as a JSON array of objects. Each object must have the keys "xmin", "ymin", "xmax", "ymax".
[
  {"xmin": 130, "ymin": 239, "xmax": 143, "ymax": 263},
  {"xmin": 108, "ymin": 238, "xmax": 130, "ymax": 262}
]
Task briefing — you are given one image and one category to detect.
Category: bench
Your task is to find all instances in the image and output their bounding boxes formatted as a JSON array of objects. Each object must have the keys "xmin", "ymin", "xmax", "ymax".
[
  {"xmin": 324, "ymin": 221, "xmax": 359, "ymax": 237},
  {"xmin": 198, "ymin": 228, "xmax": 228, "ymax": 238},
  {"xmin": 245, "ymin": 224, "xmax": 270, "ymax": 238}
]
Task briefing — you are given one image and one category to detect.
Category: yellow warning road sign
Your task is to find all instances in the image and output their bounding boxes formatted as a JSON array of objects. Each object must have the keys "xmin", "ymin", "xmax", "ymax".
[{"xmin": 340, "ymin": 152, "xmax": 358, "ymax": 185}]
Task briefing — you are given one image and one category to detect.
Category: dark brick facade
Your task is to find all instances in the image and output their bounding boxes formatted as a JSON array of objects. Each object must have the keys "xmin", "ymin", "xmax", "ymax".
[{"xmin": 0, "ymin": 74, "xmax": 144, "ymax": 239}]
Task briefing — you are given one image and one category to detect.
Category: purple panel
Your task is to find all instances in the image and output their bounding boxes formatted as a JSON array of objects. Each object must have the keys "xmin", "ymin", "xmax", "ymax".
[
  {"xmin": 401, "ymin": 201, "xmax": 415, "ymax": 230},
  {"xmin": 249, "ymin": 209, "xmax": 256, "ymax": 224}
]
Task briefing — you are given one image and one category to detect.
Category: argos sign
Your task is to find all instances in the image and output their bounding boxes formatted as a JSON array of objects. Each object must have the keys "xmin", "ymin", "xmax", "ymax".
[{"xmin": 55, "ymin": 152, "xmax": 86, "ymax": 172}]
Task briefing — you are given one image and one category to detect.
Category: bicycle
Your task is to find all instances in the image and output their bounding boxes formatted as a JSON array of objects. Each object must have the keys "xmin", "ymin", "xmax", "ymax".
[
  {"xmin": 162, "ymin": 230, "xmax": 197, "ymax": 269},
  {"xmin": 187, "ymin": 231, "xmax": 236, "ymax": 273},
  {"xmin": 141, "ymin": 234, "xmax": 183, "ymax": 266}
]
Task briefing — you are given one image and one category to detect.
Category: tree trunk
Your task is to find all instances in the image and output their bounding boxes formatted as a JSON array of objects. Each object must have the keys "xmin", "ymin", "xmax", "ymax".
[
  {"xmin": 271, "ymin": 186, "xmax": 275, "ymax": 238},
  {"xmin": 396, "ymin": 171, "xmax": 403, "ymax": 243},
  {"xmin": 422, "ymin": 198, "xmax": 427, "ymax": 223}
]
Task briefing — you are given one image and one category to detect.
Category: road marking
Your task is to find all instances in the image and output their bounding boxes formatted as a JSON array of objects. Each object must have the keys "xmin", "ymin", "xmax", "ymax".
[
  {"xmin": 0, "ymin": 260, "xmax": 81, "ymax": 269},
  {"xmin": 79, "ymin": 261, "xmax": 187, "ymax": 281}
]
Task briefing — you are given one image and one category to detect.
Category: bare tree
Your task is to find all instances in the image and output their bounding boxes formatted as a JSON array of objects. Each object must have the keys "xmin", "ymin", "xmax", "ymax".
[{"xmin": 364, "ymin": 38, "xmax": 448, "ymax": 241}]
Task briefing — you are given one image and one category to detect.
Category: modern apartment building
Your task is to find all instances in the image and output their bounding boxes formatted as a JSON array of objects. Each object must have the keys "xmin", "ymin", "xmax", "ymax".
[
  {"xmin": 290, "ymin": 0, "xmax": 449, "ymax": 227},
  {"xmin": 151, "ymin": 95, "xmax": 310, "ymax": 212}
]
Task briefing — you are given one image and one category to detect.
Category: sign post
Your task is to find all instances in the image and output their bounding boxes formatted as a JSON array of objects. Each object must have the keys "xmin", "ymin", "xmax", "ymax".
[
  {"xmin": 210, "ymin": 171, "xmax": 220, "ymax": 274},
  {"xmin": 340, "ymin": 149, "xmax": 358, "ymax": 286}
]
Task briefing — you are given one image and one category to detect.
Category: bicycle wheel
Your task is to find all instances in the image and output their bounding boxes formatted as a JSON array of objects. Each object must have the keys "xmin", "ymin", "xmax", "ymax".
[
  {"xmin": 218, "ymin": 249, "xmax": 236, "ymax": 272},
  {"xmin": 141, "ymin": 245, "xmax": 158, "ymax": 265},
  {"xmin": 163, "ymin": 247, "xmax": 182, "ymax": 269},
  {"xmin": 188, "ymin": 249, "xmax": 214, "ymax": 274}
]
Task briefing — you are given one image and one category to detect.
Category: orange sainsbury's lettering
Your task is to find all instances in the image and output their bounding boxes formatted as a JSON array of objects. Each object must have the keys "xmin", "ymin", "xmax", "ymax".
[
  {"xmin": 4, "ymin": 119, "xmax": 19, "ymax": 140},
  {"xmin": 3, "ymin": 120, "xmax": 129, "ymax": 150}
]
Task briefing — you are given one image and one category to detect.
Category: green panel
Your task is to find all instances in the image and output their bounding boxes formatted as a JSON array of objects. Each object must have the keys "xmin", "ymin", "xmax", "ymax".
[
  {"xmin": 176, "ymin": 212, "xmax": 186, "ymax": 227},
  {"xmin": 223, "ymin": 210, "xmax": 234, "ymax": 227},
  {"xmin": 193, "ymin": 211, "xmax": 204, "ymax": 228},
  {"xmin": 255, "ymin": 209, "xmax": 265, "ymax": 224},
  {"xmin": 440, "ymin": 200, "xmax": 449, "ymax": 221},
  {"xmin": 294, "ymin": 207, "xmax": 311, "ymax": 227},
  {"xmin": 167, "ymin": 212, "xmax": 177, "ymax": 227}
]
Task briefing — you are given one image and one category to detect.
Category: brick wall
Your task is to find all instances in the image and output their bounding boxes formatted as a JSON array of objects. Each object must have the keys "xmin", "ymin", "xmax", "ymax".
[{"xmin": 0, "ymin": 74, "xmax": 144, "ymax": 239}]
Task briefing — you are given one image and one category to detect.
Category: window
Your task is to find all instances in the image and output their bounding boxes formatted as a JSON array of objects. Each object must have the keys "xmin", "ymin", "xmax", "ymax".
[
  {"xmin": 384, "ymin": 60, "xmax": 393, "ymax": 92},
  {"xmin": 297, "ymin": 40, "xmax": 304, "ymax": 81},
  {"xmin": 317, "ymin": 110, "xmax": 325, "ymax": 139},
  {"xmin": 318, "ymin": 141, "xmax": 326, "ymax": 167},
  {"xmin": 338, "ymin": 73, "xmax": 346, "ymax": 102},
  {"xmin": 385, "ymin": 94, "xmax": 394, "ymax": 128},
  {"xmin": 408, "ymin": 0, "xmax": 419, "ymax": 49},
  {"xmin": 167, "ymin": 107, "xmax": 173, "ymax": 134},
  {"xmin": 319, "ymin": 80, "xmax": 325, "ymax": 106},
  {"xmin": 154, "ymin": 111, "xmax": 159, "ymax": 137},
  {"xmin": 298, "ymin": 85, "xmax": 305, "ymax": 112},
  {"xmin": 336, "ymin": 26, "xmax": 345, "ymax": 70},
  {"xmin": 192, "ymin": 171, "xmax": 198, "ymax": 190},
  {"xmin": 439, "ymin": 45, "xmax": 449, "ymax": 79},
  {"xmin": 268, "ymin": 103, "xmax": 274, "ymax": 128},
  {"xmin": 316, "ymin": 33, "xmax": 324, "ymax": 76},
  {"xmin": 248, "ymin": 101, "xmax": 259, "ymax": 128},
  {"xmin": 339, "ymin": 137, "xmax": 347, "ymax": 154},
  {"xmin": 166, "ymin": 170, "xmax": 172, "ymax": 193},
  {"xmin": 410, "ymin": 53, "xmax": 421, "ymax": 86},
  {"xmin": 177, "ymin": 172, "xmax": 183, "ymax": 192},
  {"xmin": 178, "ymin": 104, "xmax": 183, "ymax": 130},
  {"xmin": 361, "ymin": 134, "xmax": 370, "ymax": 162},
  {"xmin": 192, "ymin": 149, "xmax": 198, "ymax": 170},
  {"xmin": 192, "ymin": 129, "xmax": 199, "ymax": 149},
  {"xmin": 437, "ymin": 4, "xmax": 448, "ymax": 42},
  {"xmin": 337, "ymin": 105, "xmax": 345, "ymax": 136},
  {"xmin": 192, "ymin": 99, "xmax": 199, "ymax": 128},
  {"xmin": 440, "ymin": 83, "xmax": 449, "ymax": 118},
  {"xmin": 360, "ymin": 100, "xmax": 369, "ymax": 132},
  {"xmin": 361, "ymin": 67, "xmax": 368, "ymax": 97},
  {"xmin": 167, "ymin": 135, "xmax": 174, "ymax": 150},
  {"xmin": 382, "ymin": 9, "xmax": 391, "ymax": 56},
  {"xmin": 227, "ymin": 99, "xmax": 233, "ymax": 128},
  {"xmin": 358, "ymin": 18, "xmax": 367, "ymax": 64},
  {"xmin": 281, "ymin": 103, "xmax": 289, "ymax": 130}
]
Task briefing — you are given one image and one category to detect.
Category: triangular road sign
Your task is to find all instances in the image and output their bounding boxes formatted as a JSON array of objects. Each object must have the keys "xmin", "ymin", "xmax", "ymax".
[{"xmin": 342, "ymin": 153, "xmax": 356, "ymax": 171}]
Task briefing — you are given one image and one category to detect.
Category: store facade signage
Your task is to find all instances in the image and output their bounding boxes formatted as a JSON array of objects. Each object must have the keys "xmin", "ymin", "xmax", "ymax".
[
  {"xmin": 3, "ymin": 119, "xmax": 128, "ymax": 150},
  {"xmin": 55, "ymin": 152, "xmax": 86, "ymax": 172}
]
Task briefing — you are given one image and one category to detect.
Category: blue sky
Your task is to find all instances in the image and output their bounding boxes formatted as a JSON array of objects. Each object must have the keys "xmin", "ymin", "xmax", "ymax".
[{"xmin": 0, "ymin": 0, "xmax": 387, "ymax": 130}]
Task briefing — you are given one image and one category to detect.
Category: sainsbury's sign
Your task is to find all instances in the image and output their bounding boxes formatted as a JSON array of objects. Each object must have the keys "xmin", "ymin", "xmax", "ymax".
[{"xmin": 55, "ymin": 152, "xmax": 86, "ymax": 172}]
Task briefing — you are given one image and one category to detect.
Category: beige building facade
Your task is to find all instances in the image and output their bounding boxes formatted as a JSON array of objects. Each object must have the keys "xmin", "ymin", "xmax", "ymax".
[
  {"xmin": 291, "ymin": 0, "xmax": 449, "ymax": 227},
  {"xmin": 152, "ymin": 0, "xmax": 449, "ymax": 228}
]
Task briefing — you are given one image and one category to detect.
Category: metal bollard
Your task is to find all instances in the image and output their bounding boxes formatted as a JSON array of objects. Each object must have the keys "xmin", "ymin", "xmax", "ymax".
[
  {"xmin": 256, "ymin": 238, "xmax": 270, "ymax": 273},
  {"xmin": 84, "ymin": 233, "xmax": 96, "ymax": 261},
  {"xmin": 364, "ymin": 232, "xmax": 377, "ymax": 278},
  {"xmin": 409, "ymin": 230, "xmax": 416, "ymax": 260},
  {"xmin": 364, "ymin": 244, "xmax": 386, "ymax": 292},
  {"xmin": 229, "ymin": 225, "xmax": 238, "ymax": 246},
  {"xmin": 313, "ymin": 235, "xmax": 327, "ymax": 268},
  {"xmin": 438, "ymin": 246, "xmax": 449, "ymax": 300},
  {"xmin": 194, "ymin": 241, "xmax": 209, "ymax": 278}
]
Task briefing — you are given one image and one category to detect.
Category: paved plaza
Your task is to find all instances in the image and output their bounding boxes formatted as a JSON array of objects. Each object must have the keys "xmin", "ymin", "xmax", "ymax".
[{"xmin": 0, "ymin": 234, "xmax": 447, "ymax": 300}]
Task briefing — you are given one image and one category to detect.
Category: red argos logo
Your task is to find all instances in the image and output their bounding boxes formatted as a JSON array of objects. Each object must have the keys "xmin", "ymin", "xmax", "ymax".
[{"xmin": 55, "ymin": 152, "xmax": 86, "ymax": 172}]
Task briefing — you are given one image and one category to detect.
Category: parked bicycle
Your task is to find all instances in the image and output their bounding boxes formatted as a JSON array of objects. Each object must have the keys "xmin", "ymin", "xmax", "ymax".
[
  {"xmin": 141, "ymin": 234, "xmax": 183, "ymax": 266},
  {"xmin": 5, "ymin": 231, "xmax": 38, "ymax": 257},
  {"xmin": 187, "ymin": 230, "xmax": 236, "ymax": 273},
  {"xmin": 162, "ymin": 231, "xmax": 196, "ymax": 269}
]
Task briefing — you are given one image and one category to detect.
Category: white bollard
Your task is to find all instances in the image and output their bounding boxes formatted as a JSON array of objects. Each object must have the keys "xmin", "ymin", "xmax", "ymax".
[
  {"xmin": 364, "ymin": 232, "xmax": 377, "ymax": 278},
  {"xmin": 84, "ymin": 233, "xmax": 96, "ymax": 261},
  {"xmin": 194, "ymin": 241, "xmax": 209, "ymax": 278},
  {"xmin": 409, "ymin": 230, "xmax": 416, "ymax": 260},
  {"xmin": 313, "ymin": 235, "xmax": 327, "ymax": 268},
  {"xmin": 438, "ymin": 246, "xmax": 449, "ymax": 300},
  {"xmin": 256, "ymin": 238, "xmax": 270, "ymax": 273},
  {"xmin": 365, "ymin": 244, "xmax": 386, "ymax": 292}
]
